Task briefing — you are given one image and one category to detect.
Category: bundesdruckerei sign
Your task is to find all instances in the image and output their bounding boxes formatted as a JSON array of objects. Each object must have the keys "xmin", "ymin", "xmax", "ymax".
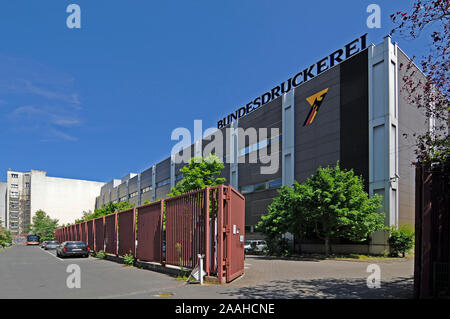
[{"xmin": 217, "ymin": 33, "xmax": 368, "ymax": 129}]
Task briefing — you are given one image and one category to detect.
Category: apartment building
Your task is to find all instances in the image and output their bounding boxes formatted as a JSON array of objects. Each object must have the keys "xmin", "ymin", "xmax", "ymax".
[{"xmin": 6, "ymin": 169, "xmax": 105, "ymax": 236}]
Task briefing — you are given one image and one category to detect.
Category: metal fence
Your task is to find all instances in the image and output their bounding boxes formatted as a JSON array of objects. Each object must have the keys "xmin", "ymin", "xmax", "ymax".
[
  {"xmin": 118, "ymin": 208, "xmax": 135, "ymax": 257},
  {"xmin": 104, "ymin": 214, "xmax": 117, "ymax": 255},
  {"xmin": 55, "ymin": 185, "xmax": 245, "ymax": 283},
  {"xmin": 415, "ymin": 162, "xmax": 450, "ymax": 298},
  {"xmin": 165, "ymin": 189, "xmax": 206, "ymax": 269},
  {"xmin": 136, "ymin": 201, "xmax": 163, "ymax": 263}
]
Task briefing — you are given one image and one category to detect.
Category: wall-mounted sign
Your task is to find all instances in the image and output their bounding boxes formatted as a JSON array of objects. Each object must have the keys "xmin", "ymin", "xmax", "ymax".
[
  {"xmin": 217, "ymin": 33, "xmax": 368, "ymax": 129},
  {"xmin": 303, "ymin": 88, "xmax": 329, "ymax": 126}
]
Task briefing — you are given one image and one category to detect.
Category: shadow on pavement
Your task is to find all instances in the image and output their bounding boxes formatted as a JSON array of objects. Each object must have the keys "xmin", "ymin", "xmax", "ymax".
[{"xmin": 221, "ymin": 276, "xmax": 414, "ymax": 299}]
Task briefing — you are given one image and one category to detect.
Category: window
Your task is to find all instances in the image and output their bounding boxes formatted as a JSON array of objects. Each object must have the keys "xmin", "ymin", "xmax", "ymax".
[
  {"xmin": 10, "ymin": 202, "xmax": 19, "ymax": 209},
  {"xmin": 239, "ymin": 178, "xmax": 283, "ymax": 195},
  {"xmin": 129, "ymin": 191, "xmax": 138, "ymax": 198},
  {"xmin": 141, "ymin": 186, "xmax": 152, "ymax": 194},
  {"xmin": 239, "ymin": 185, "xmax": 254, "ymax": 195},
  {"xmin": 11, "ymin": 184, "xmax": 18, "ymax": 188},
  {"xmin": 10, "ymin": 192, "xmax": 19, "ymax": 198},
  {"xmin": 268, "ymin": 179, "xmax": 282, "ymax": 189},
  {"xmin": 254, "ymin": 182, "xmax": 267, "ymax": 192},
  {"xmin": 11, "ymin": 174, "xmax": 18, "ymax": 178},
  {"xmin": 25, "ymin": 182, "xmax": 30, "ymax": 188},
  {"xmin": 176, "ymin": 173, "xmax": 183, "ymax": 181},
  {"xmin": 119, "ymin": 196, "xmax": 128, "ymax": 202},
  {"xmin": 238, "ymin": 134, "xmax": 282, "ymax": 157},
  {"xmin": 156, "ymin": 178, "xmax": 171, "ymax": 188}
]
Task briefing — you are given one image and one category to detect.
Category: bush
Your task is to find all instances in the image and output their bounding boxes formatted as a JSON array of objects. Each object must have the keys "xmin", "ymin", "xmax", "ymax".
[
  {"xmin": 388, "ymin": 225, "xmax": 415, "ymax": 257},
  {"xmin": 96, "ymin": 250, "xmax": 106, "ymax": 259},
  {"xmin": 123, "ymin": 251, "xmax": 134, "ymax": 266}
]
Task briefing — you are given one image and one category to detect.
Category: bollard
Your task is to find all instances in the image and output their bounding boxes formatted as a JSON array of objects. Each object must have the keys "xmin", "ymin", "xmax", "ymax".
[{"xmin": 198, "ymin": 254, "xmax": 204, "ymax": 285}]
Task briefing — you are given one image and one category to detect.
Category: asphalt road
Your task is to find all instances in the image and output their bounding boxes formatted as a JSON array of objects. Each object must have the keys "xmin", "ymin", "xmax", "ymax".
[{"xmin": 0, "ymin": 246, "xmax": 414, "ymax": 299}]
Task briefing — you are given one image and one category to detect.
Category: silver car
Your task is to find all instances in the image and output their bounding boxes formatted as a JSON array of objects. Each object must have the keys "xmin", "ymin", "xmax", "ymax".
[
  {"xmin": 244, "ymin": 240, "xmax": 267, "ymax": 253},
  {"xmin": 44, "ymin": 240, "xmax": 59, "ymax": 250}
]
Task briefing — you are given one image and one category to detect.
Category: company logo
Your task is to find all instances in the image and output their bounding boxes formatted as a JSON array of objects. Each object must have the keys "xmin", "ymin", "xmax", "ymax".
[{"xmin": 303, "ymin": 88, "xmax": 329, "ymax": 126}]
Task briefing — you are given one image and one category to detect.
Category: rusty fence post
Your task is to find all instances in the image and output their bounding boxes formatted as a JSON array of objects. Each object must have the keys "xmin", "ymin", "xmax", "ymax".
[
  {"xmin": 133, "ymin": 207, "xmax": 137, "ymax": 257},
  {"xmin": 160, "ymin": 199, "xmax": 165, "ymax": 266},
  {"xmin": 205, "ymin": 187, "xmax": 210, "ymax": 276}
]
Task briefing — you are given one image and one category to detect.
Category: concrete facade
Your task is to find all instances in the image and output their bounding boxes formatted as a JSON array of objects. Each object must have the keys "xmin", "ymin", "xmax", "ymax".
[
  {"xmin": 0, "ymin": 182, "xmax": 6, "ymax": 228},
  {"xmin": 6, "ymin": 169, "xmax": 105, "ymax": 235}
]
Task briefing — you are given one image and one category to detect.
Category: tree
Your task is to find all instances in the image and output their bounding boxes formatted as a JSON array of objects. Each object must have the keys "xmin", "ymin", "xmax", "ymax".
[
  {"xmin": 169, "ymin": 154, "xmax": 226, "ymax": 196},
  {"xmin": 73, "ymin": 201, "xmax": 135, "ymax": 224},
  {"xmin": 388, "ymin": 224, "xmax": 415, "ymax": 257},
  {"xmin": 29, "ymin": 210, "xmax": 59, "ymax": 242},
  {"xmin": 256, "ymin": 186, "xmax": 295, "ymax": 254},
  {"xmin": 390, "ymin": 1, "xmax": 449, "ymax": 164},
  {"xmin": 0, "ymin": 220, "xmax": 13, "ymax": 247},
  {"xmin": 258, "ymin": 163, "xmax": 385, "ymax": 255}
]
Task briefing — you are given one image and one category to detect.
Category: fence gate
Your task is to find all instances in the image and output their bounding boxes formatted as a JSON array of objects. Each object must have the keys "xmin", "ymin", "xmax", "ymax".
[
  {"xmin": 224, "ymin": 186, "xmax": 246, "ymax": 282},
  {"xmin": 118, "ymin": 208, "xmax": 135, "ymax": 257},
  {"xmin": 136, "ymin": 201, "xmax": 163, "ymax": 263},
  {"xmin": 104, "ymin": 214, "xmax": 117, "ymax": 255},
  {"xmin": 94, "ymin": 217, "xmax": 104, "ymax": 252},
  {"xmin": 54, "ymin": 184, "xmax": 245, "ymax": 284}
]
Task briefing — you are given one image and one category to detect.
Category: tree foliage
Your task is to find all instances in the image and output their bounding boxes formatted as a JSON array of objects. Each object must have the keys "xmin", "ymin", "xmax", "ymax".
[
  {"xmin": 29, "ymin": 210, "xmax": 59, "ymax": 241},
  {"xmin": 390, "ymin": 0, "xmax": 449, "ymax": 164},
  {"xmin": 74, "ymin": 201, "xmax": 135, "ymax": 224},
  {"xmin": 388, "ymin": 224, "xmax": 415, "ymax": 257},
  {"xmin": 0, "ymin": 220, "xmax": 13, "ymax": 247},
  {"xmin": 169, "ymin": 154, "xmax": 226, "ymax": 196},
  {"xmin": 257, "ymin": 163, "xmax": 385, "ymax": 255}
]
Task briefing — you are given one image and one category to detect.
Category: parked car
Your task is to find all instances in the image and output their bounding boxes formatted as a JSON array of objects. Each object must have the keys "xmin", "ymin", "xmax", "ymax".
[
  {"xmin": 56, "ymin": 241, "xmax": 89, "ymax": 258},
  {"xmin": 41, "ymin": 241, "xmax": 48, "ymax": 249},
  {"xmin": 44, "ymin": 240, "xmax": 59, "ymax": 250},
  {"xmin": 244, "ymin": 240, "xmax": 267, "ymax": 253}
]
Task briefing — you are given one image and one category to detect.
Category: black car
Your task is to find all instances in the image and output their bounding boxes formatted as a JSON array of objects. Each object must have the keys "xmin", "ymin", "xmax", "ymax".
[
  {"xmin": 44, "ymin": 240, "xmax": 59, "ymax": 250},
  {"xmin": 56, "ymin": 241, "xmax": 89, "ymax": 258}
]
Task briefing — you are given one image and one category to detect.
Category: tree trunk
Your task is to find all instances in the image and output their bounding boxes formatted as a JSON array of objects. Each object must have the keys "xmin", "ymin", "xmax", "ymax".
[{"xmin": 324, "ymin": 237, "xmax": 330, "ymax": 256}]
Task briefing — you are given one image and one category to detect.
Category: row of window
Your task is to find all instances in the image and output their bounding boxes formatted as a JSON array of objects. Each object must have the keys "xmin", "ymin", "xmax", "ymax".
[
  {"xmin": 239, "ymin": 134, "xmax": 282, "ymax": 157},
  {"xmin": 129, "ymin": 191, "xmax": 139, "ymax": 198},
  {"xmin": 156, "ymin": 178, "xmax": 171, "ymax": 188},
  {"xmin": 239, "ymin": 178, "xmax": 283, "ymax": 195},
  {"xmin": 141, "ymin": 186, "xmax": 152, "ymax": 194}
]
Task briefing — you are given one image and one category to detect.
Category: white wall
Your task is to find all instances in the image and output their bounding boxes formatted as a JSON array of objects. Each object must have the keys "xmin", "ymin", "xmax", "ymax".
[
  {"xmin": 30, "ymin": 170, "xmax": 104, "ymax": 225},
  {"xmin": 0, "ymin": 182, "xmax": 6, "ymax": 227}
]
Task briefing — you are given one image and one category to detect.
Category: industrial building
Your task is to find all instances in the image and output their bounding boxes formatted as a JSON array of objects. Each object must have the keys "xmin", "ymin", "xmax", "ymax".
[
  {"xmin": 95, "ymin": 35, "xmax": 429, "ymax": 254},
  {"xmin": 0, "ymin": 182, "xmax": 6, "ymax": 228},
  {"xmin": 5, "ymin": 169, "xmax": 105, "ymax": 236}
]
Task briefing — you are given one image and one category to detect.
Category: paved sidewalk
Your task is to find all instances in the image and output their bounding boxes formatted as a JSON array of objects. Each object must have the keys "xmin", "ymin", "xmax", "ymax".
[
  {"xmin": 218, "ymin": 255, "xmax": 414, "ymax": 298},
  {"xmin": 0, "ymin": 246, "xmax": 414, "ymax": 299}
]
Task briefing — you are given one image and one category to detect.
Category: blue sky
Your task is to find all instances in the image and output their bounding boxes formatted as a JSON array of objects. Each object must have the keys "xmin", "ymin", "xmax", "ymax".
[{"xmin": 0, "ymin": 0, "xmax": 431, "ymax": 182}]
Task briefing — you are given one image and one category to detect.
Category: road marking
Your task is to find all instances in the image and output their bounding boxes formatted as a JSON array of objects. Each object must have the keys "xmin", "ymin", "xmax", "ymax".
[{"xmin": 43, "ymin": 249, "xmax": 64, "ymax": 261}]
